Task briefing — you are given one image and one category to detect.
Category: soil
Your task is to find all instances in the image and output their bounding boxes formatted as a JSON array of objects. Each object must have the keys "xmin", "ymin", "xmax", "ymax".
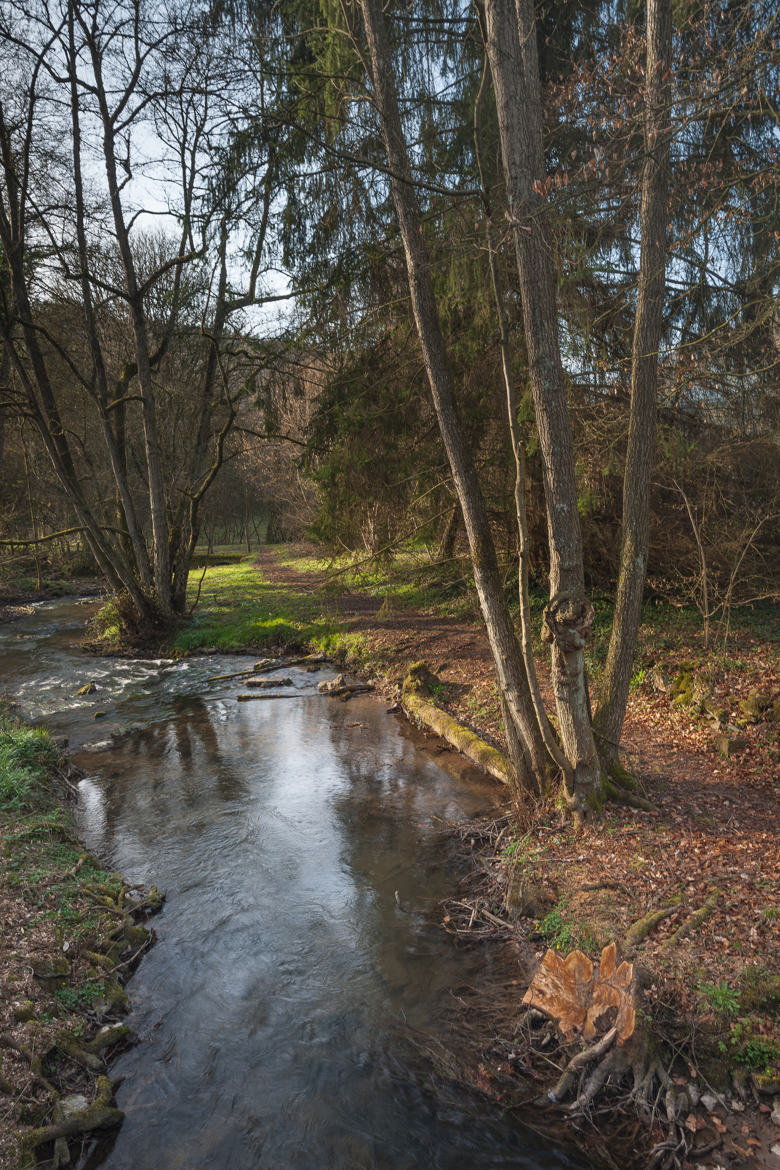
[{"xmin": 255, "ymin": 545, "xmax": 780, "ymax": 1170}]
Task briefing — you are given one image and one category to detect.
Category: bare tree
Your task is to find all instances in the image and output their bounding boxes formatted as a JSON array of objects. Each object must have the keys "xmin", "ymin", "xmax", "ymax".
[{"xmin": 0, "ymin": 0, "xmax": 283, "ymax": 629}]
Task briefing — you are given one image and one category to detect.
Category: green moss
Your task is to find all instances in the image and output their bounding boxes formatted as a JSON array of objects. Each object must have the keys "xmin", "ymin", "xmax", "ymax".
[
  {"xmin": 671, "ymin": 670, "xmax": 694, "ymax": 707},
  {"xmin": 587, "ymin": 783, "xmax": 607, "ymax": 814},
  {"xmin": 739, "ymin": 691, "xmax": 772, "ymax": 724}
]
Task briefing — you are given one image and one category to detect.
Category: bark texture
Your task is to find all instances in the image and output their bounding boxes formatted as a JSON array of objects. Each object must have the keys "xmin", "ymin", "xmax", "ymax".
[
  {"xmin": 482, "ymin": 0, "xmax": 600, "ymax": 816},
  {"xmin": 594, "ymin": 0, "xmax": 673, "ymax": 766}
]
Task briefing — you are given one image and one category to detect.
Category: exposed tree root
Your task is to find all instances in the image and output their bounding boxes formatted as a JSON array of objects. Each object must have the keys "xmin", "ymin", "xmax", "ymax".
[
  {"xmin": 659, "ymin": 891, "xmax": 718, "ymax": 952},
  {"xmin": 18, "ymin": 1076, "xmax": 123, "ymax": 1168},
  {"xmin": 550, "ymin": 1026, "xmax": 617, "ymax": 1102},
  {"xmin": 602, "ymin": 763, "xmax": 658, "ymax": 813},
  {"xmin": 602, "ymin": 778, "xmax": 656, "ymax": 813},
  {"xmin": 624, "ymin": 901, "xmax": 680, "ymax": 952}
]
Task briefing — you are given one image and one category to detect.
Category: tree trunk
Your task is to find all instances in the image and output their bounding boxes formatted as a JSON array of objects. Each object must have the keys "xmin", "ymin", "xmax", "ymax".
[
  {"xmin": 0, "ymin": 343, "xmax": 8, "ymax": 474},
  {"xmin": 482, "ymin": 0, "xmax": 601, "ymax": 817},
  {"xmin": 66, "ymin": 12, "xmax": 153, "ymax": 596},
  {"xmin": 89, "ymin": 44, "xmax": 172, "ymax": 615},
  {"xmin": 355, "ymin": 0, "xmax": 551, "ymax": 802},
  {"xmin": 436, "ymin": 502, "xmax": 461, "ymax": 562},
  {"xmin": 595, "ymin": 0, "xmax": 673, "ymax": 768}
]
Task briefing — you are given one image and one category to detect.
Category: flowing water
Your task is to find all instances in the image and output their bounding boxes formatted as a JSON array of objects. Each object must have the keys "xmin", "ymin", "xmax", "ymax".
[{"xmin": 1, "ymin": 600, "xmax": 594, "ymax": 1170}]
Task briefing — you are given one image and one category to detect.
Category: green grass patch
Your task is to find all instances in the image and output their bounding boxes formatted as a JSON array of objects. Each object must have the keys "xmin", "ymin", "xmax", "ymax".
[
  {"xmin": 0, "ymin": 720, "xmax": 59, "ymax": 812},
  {"xmin": 172, "ymin": 560, "xmax": 338, "ymax": 654}
]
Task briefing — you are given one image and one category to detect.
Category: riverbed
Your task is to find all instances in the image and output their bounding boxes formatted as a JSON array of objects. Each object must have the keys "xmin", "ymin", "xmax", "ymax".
[{"xmin": 1, "ymin": 600, "xmax": 593, "ymax": 1169}]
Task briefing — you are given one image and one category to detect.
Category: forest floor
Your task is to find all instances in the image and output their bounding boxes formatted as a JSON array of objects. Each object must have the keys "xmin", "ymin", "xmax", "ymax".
[{"xmin": 172, "ymin": 542, "xmax": 780, "ymax": 1170}]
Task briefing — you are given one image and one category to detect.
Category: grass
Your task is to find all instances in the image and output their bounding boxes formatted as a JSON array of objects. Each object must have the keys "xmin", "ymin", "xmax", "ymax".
[
  {"xmin": 168, "ymin": 548, "xmax": 480, "ymax": 656},
  {"xmin": 83, "ymin": 541, "xmax": 779, "ymax": 683},
  {"xmin": 0, "ymin": 721, "xmax": 60, "ymax": 812},
  {"xmin": 171, "ymin": 561, "xmax": 338, "ymax": 653}
]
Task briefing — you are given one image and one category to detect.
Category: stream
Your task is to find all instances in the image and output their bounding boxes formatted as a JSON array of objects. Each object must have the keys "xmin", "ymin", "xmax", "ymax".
[{"xmin": 1, "ymin": 599, "xmax": 594, "ymax": 1170}]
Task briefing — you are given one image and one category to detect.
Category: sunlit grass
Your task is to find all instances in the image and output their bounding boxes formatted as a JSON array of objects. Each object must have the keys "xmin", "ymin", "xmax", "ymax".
[{"xmin": 173, "ymin": 559, "xmax": 338, "ymax": 653}]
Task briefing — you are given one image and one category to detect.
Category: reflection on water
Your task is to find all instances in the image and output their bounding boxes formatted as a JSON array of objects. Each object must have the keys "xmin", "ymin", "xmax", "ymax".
[{"xmin": 0, "ymin": 601, "xmax": 593, "ymax": 1170}]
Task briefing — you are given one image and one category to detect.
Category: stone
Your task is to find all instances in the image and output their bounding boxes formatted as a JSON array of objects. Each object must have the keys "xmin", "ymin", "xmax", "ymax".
[
  {"xmin": 716, "ymin": 734, "xmax": 748, "ymax": 759},
  {"xmin": 752, "ymin": 1071, "xmax": 780, "ymax": 1096},
  {"xmin": 771, "ymin": 1144, "xmax": 780, "ymax": 1161},
  {"xmin": 12, "ymin": 1000, "xmax": 36, "ymax": 1023},
  {"xmin": 90, "ymin": 1023, "xmax": 130, "ymax": 1052},
  {"xmin": 739, "ymin": 691, "xmax": 772, "ymax": 724},
  {"xmin": 700, "ymin": 1092, "xmax": 719, "ymax": 1111},
  {"xmin": 31, "ymin": 956, "xmax": 70, "ymax": 981},
  {"xmin": 771, "ymin": 1098, "xmax": 780, "ymax": 1127},
  {"xmin": 60, "ymin": 1094, "xmax": 89, "ymax": 1118}
]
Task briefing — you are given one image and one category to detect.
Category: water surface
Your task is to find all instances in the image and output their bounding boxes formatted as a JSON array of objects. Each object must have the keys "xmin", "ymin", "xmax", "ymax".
[{"xmin": 1, "ymin": 600, "xmax": 592, "ymax": 1170}]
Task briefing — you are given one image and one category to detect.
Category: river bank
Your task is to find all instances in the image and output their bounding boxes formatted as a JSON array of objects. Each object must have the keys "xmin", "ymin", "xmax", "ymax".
[
  {"xmin": 0, "ymin": 707, "xmax": 162, "ymax": 1170},
  {"xmin": 151, "ymin": 543, "xmax": 780, "ymax": 1169},
  {"xmin": 3, "ymin": 548, "xmax": 778, "ymax": 1169}
]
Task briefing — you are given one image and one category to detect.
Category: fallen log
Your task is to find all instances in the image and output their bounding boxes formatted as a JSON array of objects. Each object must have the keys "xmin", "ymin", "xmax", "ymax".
[
  {"xmin": 401, "ymin": 663, "xmax": 510, "ymax": 785},
  {"xmin": 659, "ymin": 891, "xmax": 719, "ymax": 952},
  {"xmin": 207, "ymin": 654, "xmax": 328, "ymax": 685},
  {"xmin": 236, "ymin": 693, "xmax": 304, "ymax": 702}
]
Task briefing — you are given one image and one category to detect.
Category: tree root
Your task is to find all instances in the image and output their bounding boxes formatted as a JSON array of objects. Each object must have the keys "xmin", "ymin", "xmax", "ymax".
[
  {"xmin": 601, "ymin": 778, "xmax": 656, "ymax": 812},
  {"xmin": 601, "ymin": 762, "xmax": 658, "ymax": 813},
  {"xmin": 549, "ymin": 1026, "xmax": 617, "ymax": 1103},
  {"xmin": 624, "ymin": 900, "xmax": 681, "ymax": 952},
  {"xmin": 659, "ymin": 891, "xmax": 718, "ymax": 952},
  {"xmin": 19, "ymin": 1077, "xmax": 123, "ymax": 1166},
  {"xmin": 55, "ymin": 1032, "xmax": 105, "ymax": 1072},
  {"xmin": 0, "ymin": 1035, "xmax": 56, "ymax": 1095},
  {"xmin": 572, "ymin": 1043, "xmax": 622, "ymax": 1111},
  {"xmin": 547, "ymin": 1024, "xmax": 701, "ymax": 1170}
]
